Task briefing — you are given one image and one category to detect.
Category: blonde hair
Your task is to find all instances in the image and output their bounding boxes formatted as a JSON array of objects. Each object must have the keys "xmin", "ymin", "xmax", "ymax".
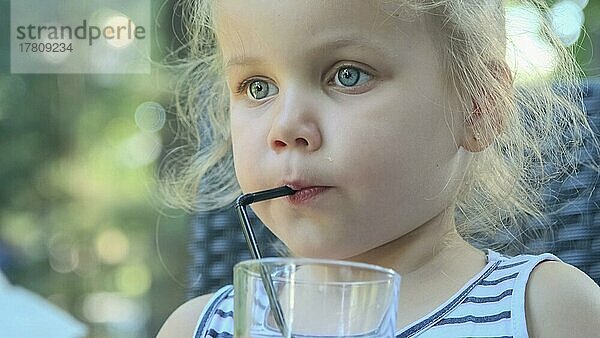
[{"xmin": 159, "ymin": 0, "xmax": 600, "ymax": 253}]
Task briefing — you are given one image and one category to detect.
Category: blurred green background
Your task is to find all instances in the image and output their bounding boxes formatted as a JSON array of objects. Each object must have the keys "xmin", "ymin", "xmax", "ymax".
[
  {"xmin": 0, "ymin": 0, "xmax": 599, "ymax": 337},
  {"xmin": 1, "ymin": 0, "xmax": 188, "ymax": 336}
]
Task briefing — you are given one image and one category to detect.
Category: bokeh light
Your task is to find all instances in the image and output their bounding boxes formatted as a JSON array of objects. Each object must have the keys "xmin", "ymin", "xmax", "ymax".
[
  {"xmin": 82, "ymin": 292, "xmax": 145, "ymax": 327},
  {"xmin": 115, "ymin": 263, "xmax": 152, "ymax": 297},
  {"xmin": 94, "ymin": 228, "xmax": 129, "ymax": 265},
  {"xmin": 135, "ymin": 102, "xmax": 166, "ymax": 132},
  {"xmin": 549, "ymin": 0, "xmax": 586, "ymax": 46},
  {"xmin": 505, "ymin": 4, "xmax": 558, "ymax": 82},
  {"xmin": 118, "ymin": 132, "xmax": 162, "ymax": 168},
  {"xmin": 571, "ymin": 0, "xmax": 589, "ymax": 7},
  {"xmin": 104, "ymin": 15, "xmax": 137, "ymax": 49},
  {"xmin": 48, "ymin": 232, "xmax": 79, "ymax": 274}
]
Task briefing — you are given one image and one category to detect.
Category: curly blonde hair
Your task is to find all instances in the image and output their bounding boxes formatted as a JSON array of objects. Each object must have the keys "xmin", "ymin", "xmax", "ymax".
[{"xmin": 159, "ymin": 0, "xmax": 600, "ymax": 253}]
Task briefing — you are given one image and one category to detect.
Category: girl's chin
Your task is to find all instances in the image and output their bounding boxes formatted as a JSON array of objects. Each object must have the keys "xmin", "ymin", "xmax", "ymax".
[
  {"xmin": 266, "ymin": 219, "xmax": 371, "ymax": 259},
  {"xmin": 285, "ymin": 242, "xmax": 364, "ymax": 260}
]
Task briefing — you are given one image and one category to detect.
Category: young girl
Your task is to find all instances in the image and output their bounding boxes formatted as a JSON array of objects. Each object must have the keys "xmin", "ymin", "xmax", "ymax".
[{"xmin": 159, "ymin": 0, "xmax": 600, "ymax": 336}]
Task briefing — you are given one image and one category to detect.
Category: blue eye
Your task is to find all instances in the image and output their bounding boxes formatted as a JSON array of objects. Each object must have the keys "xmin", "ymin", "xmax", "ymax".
[
  {"xmin": 333, "ymin": 66, "xmax": 372, "ymax": 88},
  {"xmin": 245, "ymin": 79, "xmax": 279, "ymax": 100}
]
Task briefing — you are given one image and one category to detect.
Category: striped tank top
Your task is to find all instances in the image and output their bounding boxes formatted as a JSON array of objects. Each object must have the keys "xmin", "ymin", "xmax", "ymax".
[{"xmin": 193, "ymin": 249, "xmax": 560, "ymax": 337}]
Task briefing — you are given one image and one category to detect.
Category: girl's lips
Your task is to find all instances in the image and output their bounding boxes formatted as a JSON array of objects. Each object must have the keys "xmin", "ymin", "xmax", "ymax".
[{"xmin": 285, "ymin": 186, "xmax": 330, "ymax": 205}]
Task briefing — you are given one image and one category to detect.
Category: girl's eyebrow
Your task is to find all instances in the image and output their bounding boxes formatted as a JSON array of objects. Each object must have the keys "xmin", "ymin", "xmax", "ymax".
[{"xmin": 223, "ymin": 35, "xmax": 388, "ymax": 72}]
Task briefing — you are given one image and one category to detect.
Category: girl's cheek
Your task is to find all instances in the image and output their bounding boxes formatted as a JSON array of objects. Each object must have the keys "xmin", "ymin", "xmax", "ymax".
[
  {"xmin": 231, "ymin": 132, "xmax": 263, "ymax": 191},
  {"xmin": 232, "ymin": 149, "xmax": 253, "ymax": 191},
  {"xmin": 231, "ymin": 126, "xmax": 250, "ymax": 184}
]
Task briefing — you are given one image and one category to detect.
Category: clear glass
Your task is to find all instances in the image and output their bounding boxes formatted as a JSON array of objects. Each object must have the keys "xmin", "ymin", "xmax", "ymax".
[{"xmin": 234, "ymin": 258, "xmax": 401, "ymax": 337}]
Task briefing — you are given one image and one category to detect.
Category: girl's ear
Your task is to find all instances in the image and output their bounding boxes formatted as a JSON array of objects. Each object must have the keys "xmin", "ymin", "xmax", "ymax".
[{"xmin": 463, "ymin": 60, "xmax": 513, "ymax": 153}]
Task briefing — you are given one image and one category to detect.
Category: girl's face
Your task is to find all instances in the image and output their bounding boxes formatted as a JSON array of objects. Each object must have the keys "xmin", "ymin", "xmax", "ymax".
[{"xmin": 215, "ymin": 0, "xmax": 474, "ymax": 259}]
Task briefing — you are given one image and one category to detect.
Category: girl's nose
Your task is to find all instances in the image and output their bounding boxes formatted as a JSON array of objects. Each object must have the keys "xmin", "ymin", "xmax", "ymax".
[{"xmin": 267, "ymin": 92, "xmax": 322, "ymax": 154}]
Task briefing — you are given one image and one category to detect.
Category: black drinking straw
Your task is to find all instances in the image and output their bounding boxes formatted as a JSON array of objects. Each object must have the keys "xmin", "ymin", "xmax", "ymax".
[{"xmin": 235, "ymin": 185, "xmax": 296, "ymax": 337}]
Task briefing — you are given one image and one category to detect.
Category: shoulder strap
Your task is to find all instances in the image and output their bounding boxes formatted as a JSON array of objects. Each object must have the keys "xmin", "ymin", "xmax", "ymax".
[
  {"xmin": 486, "ymin": 248, "xmax": 508, "ymax": 263},
  {"xmin": 509, "ymin": 253, "xmax": 562, "ymax": 338},
  {"xmin": 193, "ymin": 285, "xmax": 234, "ymax": 338}
]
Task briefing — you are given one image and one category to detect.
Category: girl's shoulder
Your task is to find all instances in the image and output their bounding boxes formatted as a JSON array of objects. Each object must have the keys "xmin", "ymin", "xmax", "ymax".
[
  {"xmin": 481, "ymin": 249, "xmax": 600, "ymax": 337},
  {"xmin": 521, "ymin": 256, "xmax": 600, "ymax": 337},
  {"xmin": 157, "ymin": 290, "xmax": 221, "ymax": 338}
]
